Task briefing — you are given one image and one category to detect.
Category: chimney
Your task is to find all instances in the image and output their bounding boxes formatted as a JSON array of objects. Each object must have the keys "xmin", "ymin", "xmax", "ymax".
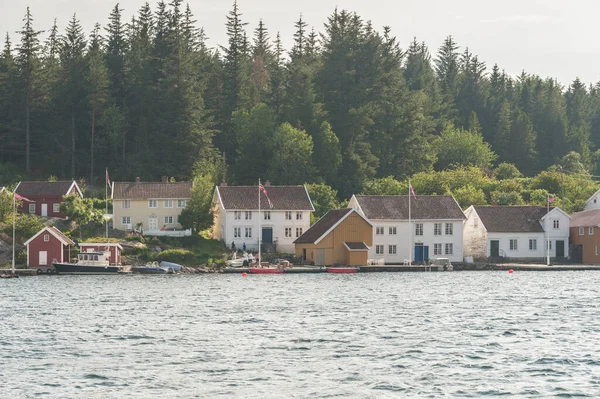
[
  {"xmin": 265, "ymin": 180, "xmax": 271, "ymax": 187},
  {"xmin": 220, "ymin": 182, "xmax": 228, "ymax": 187},
  {"xmin": 135, "ymin": 177, "xmax": 140, "ymax": 183},
  {"xmin": 161, "ymin": 176, "xmax": 168, "ymax": 183}
]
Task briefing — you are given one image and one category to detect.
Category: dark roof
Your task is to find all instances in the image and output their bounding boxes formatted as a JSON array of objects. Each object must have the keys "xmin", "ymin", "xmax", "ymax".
[
  {"xmin": 345, "ymin": 242, "xmax": 369, "ymax": 251},
  {"xmin": 294, "ymin": 209, "xmax": 353, "ymax": 244},
  {"xmin": 571, "ymin": 209, "xmax": 600, "ymax": 228},
  {"xmin": 113, "ymin": 182, "xmax": 192, "ymax": 200},
  {"xmin": 473, "ymin": 206, "xmax": 551, "ymax": 233},
  {"xmin": 16, "ymin": 181, "xmax": 78, "ymax": 197},
  {"xmin": 50, "ymin": 227, "xmax": 75, "ymax": 245},
  {"xmin": 217, "ymin": 185, "xmax": 314, "ymax": 211},
  {"xmin": 353, "ymin": 195, "xmax": 465, "ymax": 220}
]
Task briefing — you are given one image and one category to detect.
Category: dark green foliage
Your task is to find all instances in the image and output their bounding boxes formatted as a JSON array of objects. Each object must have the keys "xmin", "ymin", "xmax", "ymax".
[{"xmin": 154, "ymin": 248, "xmax": 195, "ymax": 264}]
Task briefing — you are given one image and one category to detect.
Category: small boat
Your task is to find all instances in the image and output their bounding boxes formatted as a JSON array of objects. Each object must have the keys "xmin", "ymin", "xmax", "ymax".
[
  {"xmin": 53, "ymin": 251, "xmax": 129, "ymax": 275},
  {"xmin": 326, "ymin": 267, "xmax": 359, "ymax": 274},
  {"xmin": 159, "ymin": 261, "xmax": 183, "ymax": 272},
  {"xmin": 249, "ymin": 267, "xmax": 284, "ymax": 274},
  {"xmin": 133, "ymin": 262, "xmax": 174, "ymax": 274}
]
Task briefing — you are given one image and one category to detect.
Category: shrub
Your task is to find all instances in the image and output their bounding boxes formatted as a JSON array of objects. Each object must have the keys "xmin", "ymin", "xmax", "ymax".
[
  {"xmin": 125, "ymin": 235, "xmax": 142, "ymax": 242},
  {"xmin": 154, "ymin": 249, "xmax": 195, "ymax": 265}
]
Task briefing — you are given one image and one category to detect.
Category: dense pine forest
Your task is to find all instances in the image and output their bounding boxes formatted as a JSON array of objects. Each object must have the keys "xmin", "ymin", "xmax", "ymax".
[{"xmin": 1, "ymin": 1, "xmax": 600, "ymax": 211}]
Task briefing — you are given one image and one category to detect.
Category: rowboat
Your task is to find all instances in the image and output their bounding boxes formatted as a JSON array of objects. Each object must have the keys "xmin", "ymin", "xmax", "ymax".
[
  {"xmin": 326, "ymin": 267, "xmax": 359, "ymax": 274},
  {"xmin": 249, "ymin": 267, "xmax": 284, "ymax": 274}
]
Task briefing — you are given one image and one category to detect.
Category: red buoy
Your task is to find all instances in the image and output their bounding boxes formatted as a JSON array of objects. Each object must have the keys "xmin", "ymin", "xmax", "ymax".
[
  {"xmin": 242, "ymin": 272, "xmax": 247, "ymax": 277},
  {"xmin": 508, "ymin": 269, "xmax": 514, "ymax": 274}
]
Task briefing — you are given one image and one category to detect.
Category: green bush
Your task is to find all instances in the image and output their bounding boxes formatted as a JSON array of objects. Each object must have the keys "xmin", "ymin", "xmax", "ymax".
[
  {"xmin": 155, "ymin": 249, "xmax": 195, "ymax": 265},
  {"xmin": 125, "ymin": 235, "xmax": 142, "ymax": 242}
]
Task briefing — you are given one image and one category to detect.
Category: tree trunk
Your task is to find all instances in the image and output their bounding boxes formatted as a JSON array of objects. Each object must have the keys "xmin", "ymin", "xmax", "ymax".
[
  {"xmin": 90, "ymin": 107, "xmax": 95, "ymax": 183},
  {"xmin": 71, "ymin": 103, "xmax": 76, "ymax": 178},
  {"xmin": 25, "ymin": 101, "xmax": 31, "ymax": 173}
]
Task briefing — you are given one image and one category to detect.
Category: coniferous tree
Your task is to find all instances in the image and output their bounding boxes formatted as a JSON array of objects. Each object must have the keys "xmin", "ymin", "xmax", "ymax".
[
  {"xmin": 0, "ymin": 35, "xmax": 18, "ymax": 163},
  {"xmin": 435, "ymin": 35, "xmax": 460, "ymax": 121}
]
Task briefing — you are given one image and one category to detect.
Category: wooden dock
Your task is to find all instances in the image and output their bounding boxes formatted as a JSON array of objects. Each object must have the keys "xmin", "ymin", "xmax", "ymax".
[{"xmin": 0, "ymin": 269, "xmax": 38, "ymax": 277}]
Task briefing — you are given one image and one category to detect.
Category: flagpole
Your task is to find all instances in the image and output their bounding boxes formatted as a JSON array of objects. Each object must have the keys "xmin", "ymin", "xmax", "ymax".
[
  {"xmin": 12, "ymin": 192, "xmax": 16, "ymax": 274},
  {"xmin": 258, "ymin": 179, "xmax": 261, "ymax": 266},
  {"xmin": 409, "ymin": 180, "xmax": 412, "ymax": 266},
  {"xmin": 546, "ymin": 195, "xmax": 550, "ymax": 266},
  {"xmin": 106, "ymin": 168, "xmax": 109, "ymax": 248}
]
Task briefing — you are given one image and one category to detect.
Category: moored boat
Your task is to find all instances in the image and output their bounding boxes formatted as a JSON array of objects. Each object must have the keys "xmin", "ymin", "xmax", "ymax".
[
  {"xmin": 326, "ymin": 267, "xmax": 359, "ymax": 274},
  {"xmin": 133, "ymin": 261, "xmax": 173, "ymax": 274},
  {"xmin": 53, "ymin": 251, "xmax": 128, "ymax": 275}
]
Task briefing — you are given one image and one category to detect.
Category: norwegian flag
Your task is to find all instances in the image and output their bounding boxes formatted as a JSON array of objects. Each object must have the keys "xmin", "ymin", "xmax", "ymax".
[
  {"xmin": 548, "ymin": 196, "xmax": 555, "ymax": 204},
  {"xmin": 259, "ymin": 182, "xmax": 273, "ymax": 209},
  {"xmin": 106, "ymin": 169, "xmax": 111, "ymax": 186},
  {"xmin": 409, "ymin": 183, "xmax": 417, "ymax": 200},
  {"xmin": 14, "ymin": 192, "xmax": 31, "ymax": 202}
]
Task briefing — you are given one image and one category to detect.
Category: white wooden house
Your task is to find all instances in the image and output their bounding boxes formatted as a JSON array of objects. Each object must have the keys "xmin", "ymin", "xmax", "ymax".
[
  {"xmin": 348, "ymin": 195, "xmax": 466, "ymax": 264},
  {"xmin": 584, "ymin": 188, "xmax": 600, "ymax": 211},
  {"xmin": 463, "ymin": 205, "xmax": 571, "ymax": 261},
  {"xmin": 212, "ymin": 183, "xmax": 314, "ymax": 254}
]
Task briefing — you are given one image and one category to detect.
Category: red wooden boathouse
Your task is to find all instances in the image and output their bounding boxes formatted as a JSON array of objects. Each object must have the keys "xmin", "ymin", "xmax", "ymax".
[{"xmin": 24, "ymin": 227, "xmax": 75, "ymax": 270}]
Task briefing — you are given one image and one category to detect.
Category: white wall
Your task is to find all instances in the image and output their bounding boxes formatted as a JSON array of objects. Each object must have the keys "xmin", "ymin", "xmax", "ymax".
[
  {"xmin": 463, "ymin": 206, "xmax": 488, "ymax": 259},
  {"xmin": 585, "ymin": 191, "xmax": 600, "ymax": 210}
]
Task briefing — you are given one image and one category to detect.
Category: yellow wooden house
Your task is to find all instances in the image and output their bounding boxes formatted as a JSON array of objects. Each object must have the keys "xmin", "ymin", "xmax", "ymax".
[{"xmin": 294, "ymin": 208, "xmax": 373, "ymax": 266}]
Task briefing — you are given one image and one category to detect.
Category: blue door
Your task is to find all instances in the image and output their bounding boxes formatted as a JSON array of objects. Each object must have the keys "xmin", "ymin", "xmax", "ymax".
[
  {"xmin": 415, "ymin": 244, "xmax": 424, "ymax": 262},
  {"xmin": 424, "ymin": 246, "xmax": 429, "ymax": 262},
  {"xmin": 262, "ymin": 228, "xmax": 273, "ymax": 244}
]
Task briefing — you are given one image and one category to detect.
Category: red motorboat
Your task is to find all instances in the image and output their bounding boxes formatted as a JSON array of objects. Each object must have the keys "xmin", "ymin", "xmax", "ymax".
[
  {"xmin": 326, "ymin": 267, "xmax": 359, "ymax": 274},
  {"xmin": 249, "ymin": 267, "xmax": 284, "ymax": 274}
]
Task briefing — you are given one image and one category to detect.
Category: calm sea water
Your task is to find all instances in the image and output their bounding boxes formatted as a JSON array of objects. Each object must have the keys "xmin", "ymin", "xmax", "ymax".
[{"xmin": 2, "ymin": 272, "xmax": 600, "ymax": 398}]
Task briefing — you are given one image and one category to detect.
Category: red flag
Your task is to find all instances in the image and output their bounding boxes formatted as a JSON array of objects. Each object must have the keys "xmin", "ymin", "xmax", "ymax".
[
  {"xmin": 409, "ymin": 183, "xmax": 417, "ymax": 200},
  {"xmin": 14, "ymin": 192, "xmax": 31, "ymax": 202},
  {"xmin": 548, "ymin": 196, "xmax": 554, "ymax": 204},
  {"xmin": 106, "ymin": 169, "xmax": 111, "ymax": 186},
  {"xmin": 259, "ymin": 182, "xmax": 273, "ymax": 208}
]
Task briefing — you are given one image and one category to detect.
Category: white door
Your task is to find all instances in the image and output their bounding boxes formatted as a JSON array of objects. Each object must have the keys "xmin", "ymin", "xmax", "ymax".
[
  {"xmin": 316, "ymin": 249, "xmax": 325, "ymax": 266},
  {"xmin": 39, "ymin": 251, "xmax": 48, "ymax": 266},
  {"xmin": 41, "ymin": 204, "xmax": 48, "ymax": 217},
  {"xmin": 149, "ymin": 216, "xmax": 158, "ymax": 231}
]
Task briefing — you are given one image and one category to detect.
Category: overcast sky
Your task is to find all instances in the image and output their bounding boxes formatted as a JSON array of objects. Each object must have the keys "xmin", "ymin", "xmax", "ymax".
[{"xmin": 1, "ymin": 0, "xmax": 598, "ymax": 86}]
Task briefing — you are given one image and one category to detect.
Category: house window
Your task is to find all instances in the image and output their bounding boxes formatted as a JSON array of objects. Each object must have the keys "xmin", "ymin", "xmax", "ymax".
[
  {"xmin": 234, "ymin": 227, "xmax": 241, "ymax": 238},
  {"xmin": 509, "ymin": 239, "xmax": 518, "ymax": 251},
  {"xmin": 296, "ymin": 228, "xmax": 303, "ymax": 237},
  {"xmin": 164, "ymin": 216, "xmax": 173, "ymax": 224},
  {"xmin": 445, "ymin": 243, "xmax": 453, "ymax": 255},
  {"xmin": 264, "ymin": 211, "xmax": 271, "ymax": 220},
  {"xmin": 53, "ymin": 203, "xmax": 60, "ymax": 213},
  {"xmin": 296, "ymin": 212, "xmax": 303, "ymax": 220},
  {"xmin": 122, "ymin": 200, "xmax": 131, "ymax": 209},
  {"xmin": 285, "ymin": 227, "xmax": 292, "ymax": 238},
  {"xmin": 245, "ymin": 211, "xmax": 252, "ymax": 220},
  {"xmin": 590, "ymin": 227, "xmax": 594, "ymax": 235},
  {"xmin": 434, "ymin": 243, "xmax": 442, "ymax": 255},
  {"xmin": 553, "ymin": 220, "xmax": 559, "ymax": 229},
  {"xmin": 234, "ymin": 211, "xmax": 241, "ymax": 220},
  {"xmin": 529, "ymin": 239, "xmax": 537, "ymax": 251},
  {"xmin": 389, "ymin": 227, "xmax": 397, "ymax": 235},
  {"xmin": 445, "ymin": 223, "xmax": 453, "ymax": 235},
  {"xmin": 177, "ymin": 200, "xmax": 187, "ymax": 208},
  {"xmin": 376, "ymin": 227, "xmax": 384, "ymax": 235},
  {"xmin": 164, "ymin": 200, "xmax": 173, "ymax": 208},
  {"xmin": 121, "ymin": 216, "xmax": 131, "ymax": 225},
  {"xmin": 434, "ymin": 223, "xmax": 442, "ymax": 236},
  {"xmin": 579, "ymin": 227, "xmax": 585, "ymax": 236},
  {"xmin": 43, "ymin": 234, "xmax": 50, "ymax": 242},
  {"xmin": 285, "ymin": 211, "xmax": 292, "ymax": 220},
  {"xmin": 375, "ymin": 245, "xmax": 384, "ymax": 255},
  {"xmin": 29, "ymin": 204, "xmax": 35, "ymax": 213},
  {"xmin": 388, "ymin": 245, "xmax": 397, "ymax": 255},
  {"xmin": 245, "ymin": 227, "xmax": 252, "ymax": 238},
  {"xmin": 415, "ymin": 224, "xmax": 423, "ymax": 236},
  {"xmin": 149, "ymin": 199, "xmax": 157, "ymax": 208}
]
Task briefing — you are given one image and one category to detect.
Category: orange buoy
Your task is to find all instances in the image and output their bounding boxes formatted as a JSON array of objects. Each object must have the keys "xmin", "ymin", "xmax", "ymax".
[
  {"xmin": 508, "ymin": 269, "xmax": 514, "ymax": 274},
  {"xmin": 242, "ymin": 272, "xmax": 248, "ymax": 277}
]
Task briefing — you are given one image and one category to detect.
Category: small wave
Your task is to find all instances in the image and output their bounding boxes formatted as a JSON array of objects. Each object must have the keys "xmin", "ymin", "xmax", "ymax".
[{"xmin": 83, "ymin": 374, "xmax": 109, "ymax": 380}]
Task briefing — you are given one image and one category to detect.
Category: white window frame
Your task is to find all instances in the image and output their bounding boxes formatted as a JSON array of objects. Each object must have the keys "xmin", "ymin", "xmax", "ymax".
[
  {"xmin": 445, "ymin": 223, "xmax": 453, "ymax": 235},
  {"xmin": 376, "ymin": 227, "xmax": 384, "ymax": 235},
  {"xmin": 434, "ymin": 223, "xmax": 442, "ymax": 236},
  {"xmin": 245, "ymin": 227, "xmax": 252, "ymax": 238},
  {"xmin": 285, "ymin": 211, "xmax": 292, "ymax": 220},
  {"xmin": 148, "ymin": 199, "xmax": 157, "ymax": 208},
  {"xmin": 434, "ymin": 243, "xmax": 442, "ymax": 255},
  {"xmin": 375, "ymin": 245, "xmax": 384, "ymax": 255},
  {"xmin": 234, "ymin": 211, "xmax": 241, "ymax": 220},
  {"xmin": 122, "ymin": 200, "xmax": 131, "ymax": 209},
  {"xmin": 296, "ymin": 212, "xmax": 303, "ymax": 220},
  {"xmin": 121, "ymin": 216, "xmax": 131, "ymax": 225},
  {"xmin": 579, "ymin": 227, "xmax": 585, "ymax": 236},
  {"xmin": 509, "ymin": 239, "xmax": 518, "ymax": 251},
  {"xmin": 529, "ymin": 239, "xmax": 537, "ymax": 251},
  {"xmin": 388, "ymin": 245, "xmax": 397, "ymax": 255},
  {"xmin": 164, "ymin": 199, "xmax": 173, "ymax": 208},
  {"xmin": 177, "ymin": 200, "xmax": 187, "ymax": 208},
  {"xmin": 296, "ymin": 227, "xmax": 303, "ymax": 238},
  {"xmin": 590, "ymin": 227, "xmax": 594, "ymax": 235},
  {"xmin": 53, "ymin": 203, "xmax": 60, "ymax": 213},
  {"xmin": 553, "ymin": 220, "xmax": 559, "ymax": 229},
  {"xmin": 29, "ymin": 203, "xmax": 35, "ymax": 213},
  {"xmin": 415, "ymin": 224, "xmax": 423, "ymax": 236},
  {"xmin": 445, "ymin": 243, "xmax": 453, "ymax": 255},
  {"xmin": 234, "ymin": 227, "xmax": 241, "ymax": 238},
  {"xmin": 389, "ymin": 226, "xmax": 397, "ymax": 235},
  {"xmin": 164, "ymin": 216, "xmax": 173, "ymax": 224},
  {"xmin": 43, "ymin": 234, "xmax": 50, "ymax": 242},
  {"xmin": 285, "ymin": 227, "xmax": 292, "ymax": 238},
  {"xmin": 245, "ymin": 211, "xmax": 252, "ymax": 220}
]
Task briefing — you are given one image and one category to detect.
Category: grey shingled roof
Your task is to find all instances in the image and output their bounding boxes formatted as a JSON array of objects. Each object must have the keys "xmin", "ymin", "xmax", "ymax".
[
  {"xmin": 217, "ymin": 185, "xmax": 313, "ymax": 211},
  {"xmin": 571, "ymin": 209, "xmax": 600, "ymax": 228},
  {"xmin": 344, "ymin": 242, "xmax": 369, "ymax": 251},
  {"xmin": 473, "ymin": 206, "xmax": 551, "ymax": 233},
  {"xmin": 354, "ymin": 195, "xmax": 465, "ymax": 220},
  {"xmin": 16, "ymin": 181, "xmax": 77, "ymax": 197},
  {"xmin": 294, "ymin": 209, "xmax": 353, "ymax": 244},
  {"xmin": 113, "ymin": 182, "xmax": 192, "ymax": 200}
]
